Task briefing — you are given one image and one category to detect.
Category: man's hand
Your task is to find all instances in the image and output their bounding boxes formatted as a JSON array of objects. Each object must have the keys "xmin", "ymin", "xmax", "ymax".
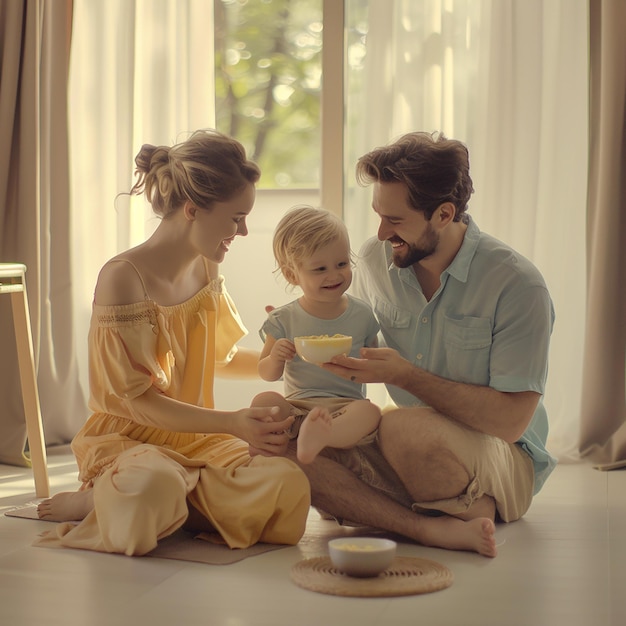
[{"xmin": 322, "ymin": 347, "xmax": 409, "ymax": 387}]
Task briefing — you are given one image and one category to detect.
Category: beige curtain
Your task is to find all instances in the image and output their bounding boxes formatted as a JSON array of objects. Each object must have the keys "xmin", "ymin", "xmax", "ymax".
[
  {"xmin": 578, "ymin": 0, "xmax": 626, "ymax": 468},
  {"xmin": 69, "ymin": 0, "xmax": 216, "ymax": 397},
  {"xmin": 0, "ymin": 0, "xmax": 86, "ymax": 466}
]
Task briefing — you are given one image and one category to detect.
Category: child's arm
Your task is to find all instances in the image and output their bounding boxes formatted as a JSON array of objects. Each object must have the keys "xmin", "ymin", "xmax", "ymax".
[{"xmin": 258, "ymin": 335, "xmax": 296, "ymax": 381}]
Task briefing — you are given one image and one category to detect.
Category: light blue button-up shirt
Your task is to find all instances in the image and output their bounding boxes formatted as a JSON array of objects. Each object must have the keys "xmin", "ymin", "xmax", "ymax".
[{"xmin": 352, "ymin": 217, "xmax": 557, "ymax": 493}]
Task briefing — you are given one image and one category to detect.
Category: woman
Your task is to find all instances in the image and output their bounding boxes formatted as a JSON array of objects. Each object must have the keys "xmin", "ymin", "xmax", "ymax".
[{"xmin": 36, "ymin": 130, "xmax": 310, "ymax": 555}]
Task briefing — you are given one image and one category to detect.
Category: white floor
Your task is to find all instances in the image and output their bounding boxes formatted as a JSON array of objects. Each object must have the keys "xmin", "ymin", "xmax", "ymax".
[{"xmin": 0, "ymin": 449, "xmax": 624, "ymax": 626}]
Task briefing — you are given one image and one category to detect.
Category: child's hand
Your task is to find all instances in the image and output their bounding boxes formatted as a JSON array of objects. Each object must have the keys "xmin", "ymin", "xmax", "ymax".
[{"xmin": 270, "ymin": 338, "xmax": 296, "ymax": 363}]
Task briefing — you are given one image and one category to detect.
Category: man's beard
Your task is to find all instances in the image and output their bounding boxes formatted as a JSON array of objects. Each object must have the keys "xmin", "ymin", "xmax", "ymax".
[{"xmin": 391, "ymin": 224, "xmax": 439, "ymax": 268}]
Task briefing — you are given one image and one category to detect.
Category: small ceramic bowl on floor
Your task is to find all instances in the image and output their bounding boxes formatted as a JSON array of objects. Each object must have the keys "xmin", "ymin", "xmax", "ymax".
[{"xmin": 328, "ymin": 537, "xmax": 397, "ymax": 578}]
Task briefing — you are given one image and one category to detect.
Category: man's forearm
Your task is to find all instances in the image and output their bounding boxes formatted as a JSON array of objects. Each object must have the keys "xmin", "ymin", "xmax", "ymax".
[{"xmin": 394, "ymin": 364, "xmax": 538, "ymax": 443}]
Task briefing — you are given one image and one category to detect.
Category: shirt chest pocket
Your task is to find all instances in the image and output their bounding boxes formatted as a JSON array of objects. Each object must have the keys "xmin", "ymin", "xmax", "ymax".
[
  {"xmin": 373, "ymin": 298, "xmax": 412, "ymax": 328},
  {"xmin": 442, "ymin": 315, "xmax": 492, "ymax": 384},
  {"xmin": 373, "ymin": 298, "xmax": 413, "ymax": 353}
]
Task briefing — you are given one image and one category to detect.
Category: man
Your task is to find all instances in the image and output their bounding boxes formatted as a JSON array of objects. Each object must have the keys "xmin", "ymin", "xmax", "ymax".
[{"xmin": 297, "ymin": 131, "xmax": 556, "ymax": 558}]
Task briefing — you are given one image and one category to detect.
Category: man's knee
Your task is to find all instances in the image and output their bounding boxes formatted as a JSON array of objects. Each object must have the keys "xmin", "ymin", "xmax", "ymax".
[
  {"xmin": 378, "ymin": 409, "xmax": 474, "ymax": 501},
  {"xmin": 378, "ymin": 407, "xmax": 442, "ymax": 457}
]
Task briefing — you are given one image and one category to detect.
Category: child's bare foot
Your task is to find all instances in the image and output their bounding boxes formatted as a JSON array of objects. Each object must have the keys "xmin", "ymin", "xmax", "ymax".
[
  {"xmin": 420, "ymin": 515, "xmax": 498, "ymax": 557},
  {"xmin": 36, "ymin": 489, "xmax": 94, "ymax": 522},
  {"xmin": 297, "ymin": 407, "xmax": 333, "ymax": 464}
]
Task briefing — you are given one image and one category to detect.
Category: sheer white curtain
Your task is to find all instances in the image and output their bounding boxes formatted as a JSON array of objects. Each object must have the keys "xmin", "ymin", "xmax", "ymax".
[
  {"xmin": 345, "ymin": 0, "xmax": 589, "ymax": 460},
  {"xmin": 68, "ymin": 0, "xmax": 589, "ymax": 457},
  {"xmin": 69, "ymin": 0, "xmax": 216, "ymax": 393}
]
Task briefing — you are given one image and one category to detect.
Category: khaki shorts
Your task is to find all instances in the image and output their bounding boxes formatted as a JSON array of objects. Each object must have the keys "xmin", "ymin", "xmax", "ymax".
[
  {"xmin": 284, "ymin": 397, "xmax": 357, "ymax": 439},
  {"xmin": 320, "ymin": 422, "xmax": 535, "ymax": 523}
]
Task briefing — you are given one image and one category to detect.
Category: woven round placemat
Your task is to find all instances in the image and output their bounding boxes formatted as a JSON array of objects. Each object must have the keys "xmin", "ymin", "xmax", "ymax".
[{"xmin": 290, "ymin": 556, "xmax": 453, "ymax": 597}]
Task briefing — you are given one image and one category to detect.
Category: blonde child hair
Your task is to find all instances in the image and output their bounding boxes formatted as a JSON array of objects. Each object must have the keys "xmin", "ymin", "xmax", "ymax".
[{"xmin": 272, "ymin": 205, "xmax": 352, "ymax": 286}]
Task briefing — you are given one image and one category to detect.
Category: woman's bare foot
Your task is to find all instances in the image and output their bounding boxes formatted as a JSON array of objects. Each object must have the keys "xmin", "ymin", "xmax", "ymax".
[
  {"xmin": 36, "ymin": 489, "xmax": 94, "ymax": 522},
  {"xmin": 297, "ymin": 407, "xmax": 333, "ymax": 464},
  {"xmin": 419, "ymin": 515, "xmax": 498, "ymax": 557}
]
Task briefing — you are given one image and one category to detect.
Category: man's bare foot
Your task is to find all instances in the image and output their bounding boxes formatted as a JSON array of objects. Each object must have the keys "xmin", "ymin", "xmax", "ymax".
[
  {"xmin": 36, "ymin": 489, "xmax": 94, "ymax": 522},
  {"xmin": 297, "ymin": 407, "xmax": 333, "ymax": 464},
  {"xmin": 419, "ymin": 515, "xmax": 498, "ymax": 557}
]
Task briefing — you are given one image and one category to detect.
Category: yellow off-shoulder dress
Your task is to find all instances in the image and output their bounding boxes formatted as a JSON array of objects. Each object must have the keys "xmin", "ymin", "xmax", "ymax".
[{"xmin": 35, "ymin": 276, "xmax": 310, "ymax": 555}]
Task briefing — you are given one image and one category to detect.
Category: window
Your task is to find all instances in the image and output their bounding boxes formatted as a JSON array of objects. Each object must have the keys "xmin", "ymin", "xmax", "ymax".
[{"xmin": 214, "ymin": 0, "xmax": 323, "ymax": 189}]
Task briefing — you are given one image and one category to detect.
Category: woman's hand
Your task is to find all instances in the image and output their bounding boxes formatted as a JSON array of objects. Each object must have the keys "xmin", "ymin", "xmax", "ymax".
[
  {"xmin": 322, "ymin": 347, "xmax": 410, "ymax": 387},
  {"xmin": 231, "ymin": 406, "xmax": 294, "ymax": 456}
]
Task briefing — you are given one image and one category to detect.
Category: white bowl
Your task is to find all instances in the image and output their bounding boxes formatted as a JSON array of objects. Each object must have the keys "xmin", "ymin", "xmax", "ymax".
[
  {"xmin": 328, "ymin": 537, "xmax": 397, "ymax": 577},
  {"xmin": 294, "ymin": 334, "xmax": 352, "ymax": 365}
]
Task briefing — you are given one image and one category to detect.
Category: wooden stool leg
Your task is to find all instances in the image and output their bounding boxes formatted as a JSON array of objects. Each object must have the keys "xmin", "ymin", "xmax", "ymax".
[{"xmin": 10, "ymin": 287, "xmax": 50, "ymax": 498}]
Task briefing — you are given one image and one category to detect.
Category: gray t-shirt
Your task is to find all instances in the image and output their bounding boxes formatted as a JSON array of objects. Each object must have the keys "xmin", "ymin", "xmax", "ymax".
[{"xmin": 260, "ymin": 295, "xmax": 380, "ymax": 401}]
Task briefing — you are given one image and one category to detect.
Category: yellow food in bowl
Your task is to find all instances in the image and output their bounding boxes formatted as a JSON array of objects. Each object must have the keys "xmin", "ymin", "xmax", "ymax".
[
  {"xmin": 332, "ymin": 543, "xmax": 381, "ymax": 552},
  {"xmin": 296, "ymin": 334, "xmax": 350, "ymax": 343}
]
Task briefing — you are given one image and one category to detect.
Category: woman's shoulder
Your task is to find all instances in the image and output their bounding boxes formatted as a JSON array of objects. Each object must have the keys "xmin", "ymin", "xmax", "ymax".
[{"xmin": 95, "ymin": 253, "xmax": 148, "ymax": 306}]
